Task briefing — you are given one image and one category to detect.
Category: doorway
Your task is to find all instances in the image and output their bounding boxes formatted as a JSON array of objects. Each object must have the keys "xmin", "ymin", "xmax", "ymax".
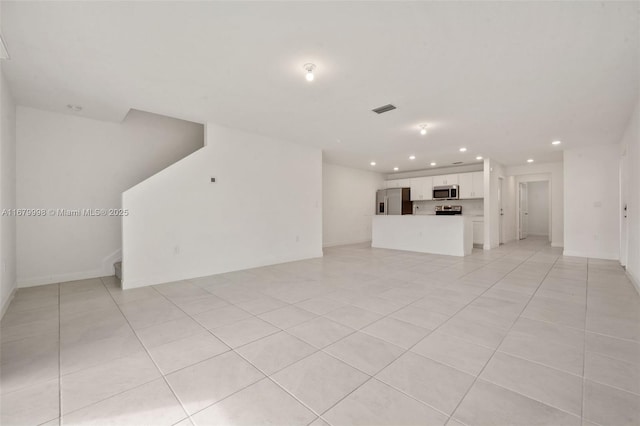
[
  {"xmin": 519, "ymin": 181, "xmax": 550, "ymax": 241},
  {"xmin": 519, "ymin": 182, "xmax": 528, "ymax": 240}
]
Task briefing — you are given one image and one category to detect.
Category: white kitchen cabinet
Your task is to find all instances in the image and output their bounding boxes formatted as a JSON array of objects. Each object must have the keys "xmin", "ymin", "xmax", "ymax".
[
  {"xmin": 432, "ymin": 174, "xmax": 459, "ymax": 186},
  {"xmin": 459, "ymin": 171, "xmax": 484, "ymax": 199},
  {"xmin": 410, "ymin": 176, "xmax": 433, "ymax": 201},
  {"xmin": 384, "ymin": 178, "xmax": 411, "ymax": 189},
  {"xmin": 472, "ymin": 218, "xmax": 484, "ymax": 245}
]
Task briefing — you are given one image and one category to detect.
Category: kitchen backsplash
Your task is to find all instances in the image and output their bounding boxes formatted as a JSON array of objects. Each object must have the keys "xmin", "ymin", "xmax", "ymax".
[{"xmin": 412, "ymin": 199, "xmax": 484, "ymax": 216}]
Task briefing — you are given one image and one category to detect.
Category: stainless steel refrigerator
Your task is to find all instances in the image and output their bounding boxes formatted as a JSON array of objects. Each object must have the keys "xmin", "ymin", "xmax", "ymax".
[{"xmin": 376, "ymin": 188, "xmax": 412, "ymax": 215}]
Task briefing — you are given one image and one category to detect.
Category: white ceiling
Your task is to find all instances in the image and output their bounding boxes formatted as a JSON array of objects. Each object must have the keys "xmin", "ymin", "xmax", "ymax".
[{"xmin": 2, "ymin": 1, "xmax": 638, "ymax": 172}]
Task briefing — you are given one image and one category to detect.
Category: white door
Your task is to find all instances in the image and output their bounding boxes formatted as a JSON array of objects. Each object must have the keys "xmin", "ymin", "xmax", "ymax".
[{"xmin": 519, "ymin": 182, "xmax": 528, "ymax": 240}]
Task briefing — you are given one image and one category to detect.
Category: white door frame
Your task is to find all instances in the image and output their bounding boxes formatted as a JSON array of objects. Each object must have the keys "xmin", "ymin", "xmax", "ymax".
[
  {"xmin": 498, "ymin": 177, "xmax": 504, "ymax": 244},
  {"xmin": 516, "ymin": 174, "xmax": 552, "ymax": 242}
]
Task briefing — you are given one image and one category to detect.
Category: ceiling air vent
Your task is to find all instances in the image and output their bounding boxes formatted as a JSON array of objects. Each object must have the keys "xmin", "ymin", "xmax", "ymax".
[
  {"xmin": 372, "ymin": 104, "xmax": 396, "ymax": 114},
  {"xmin": 452, "ymin": 162, "xmax": 464, "ymax": 165}
]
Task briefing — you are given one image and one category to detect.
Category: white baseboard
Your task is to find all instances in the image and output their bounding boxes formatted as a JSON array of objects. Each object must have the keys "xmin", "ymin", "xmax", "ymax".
[
  {"xmin": 1, "ymin": 286, "xmax": 16, "ymax": 319},
  {"xmin": 18, "ymin": 269, "xmax": 107, "ymax": 288},
  {"xmin": 562, "ymin": 250, "xmax": 619, "ymax": 260},
  {"xmin": 323, "ymin": 239, "xmax": 371, "ymax": 248},
  {"xmin": 627, "ymin": 270, "xmax": 640, "ymax": 296},
  {"xmin": 551, "ymin": 242, "xmax": 564, "ymax": 248}
]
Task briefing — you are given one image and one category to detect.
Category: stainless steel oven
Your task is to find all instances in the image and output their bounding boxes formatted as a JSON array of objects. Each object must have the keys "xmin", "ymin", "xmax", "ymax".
[{"xmin": 433, "ymin": 185, "xmax": 459, "ymax": 200}]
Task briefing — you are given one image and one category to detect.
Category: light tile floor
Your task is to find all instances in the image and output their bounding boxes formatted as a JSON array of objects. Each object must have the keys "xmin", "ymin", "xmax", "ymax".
[{"xmin": 2, "ymin": 237, "xmax": 640, "ymax": 425}]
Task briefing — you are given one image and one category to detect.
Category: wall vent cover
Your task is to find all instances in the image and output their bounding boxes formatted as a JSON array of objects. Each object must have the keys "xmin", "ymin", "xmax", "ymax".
[
  {"xmin": 452, "ymin": 162, "xmax": 464, "ymax": 165},
  {"xmin": 372, "ymin": 104, "xmax": 396, "ymax": 114}
]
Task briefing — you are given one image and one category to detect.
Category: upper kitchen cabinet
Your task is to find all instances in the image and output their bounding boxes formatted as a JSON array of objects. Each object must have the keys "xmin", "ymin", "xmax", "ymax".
[
  {"xmin": 384, "ymin": 178, "xmax": 412, "ymax": 189},
  {"xmin": 459, "ymin": 171, "xmax": 484, "ymax": 199},
  {"xmin": 432, "ymin": 174, "xmax": 459, "ymax": 186},
  {"xmin": 410, "ymin": 176, "xmax": 433, "ymax": 201}
]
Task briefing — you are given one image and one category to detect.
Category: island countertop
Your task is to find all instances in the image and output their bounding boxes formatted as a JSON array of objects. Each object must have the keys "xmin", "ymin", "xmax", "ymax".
[{"xmin": 372, "ymin": 215, "xmax": 473, "ymax": 257}]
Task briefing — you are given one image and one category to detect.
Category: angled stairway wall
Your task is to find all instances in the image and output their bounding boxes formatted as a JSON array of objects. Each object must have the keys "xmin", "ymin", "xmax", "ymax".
[
  {"xmin": 121, "ymin": 122, "xmax": 323, "ymax": 289},
  {"xmin": 16, "ymin": 107, "xmax": 204, "ymax": 287}
]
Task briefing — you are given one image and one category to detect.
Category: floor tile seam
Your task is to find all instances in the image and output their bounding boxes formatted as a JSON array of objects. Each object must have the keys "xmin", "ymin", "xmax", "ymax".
[
  {"xmin": 582, "ymin": 376, "xmax": 640, "ymax": 397},
  {"xmin": 446, "ymin": 251, "xmax": 566, "ymax": 421},
  {"xmin": 474, "ymin": 375, "xmax": 582, "ymax": 419},
  {"xmin": 583, "ymin": 347, "xmax": 640, "ymax": 367},
  {"xmin": 57, "ymin": 374, "xmax": 164, "ymax": 418},
  {"xmin": 372, "ymin": 369, "xmax": 468, "ymax": 419},
  {"xmin": 57, "ymin": 282, "xmax": 61, "ymax": 424},
  {"xmin": 98, "ymin": 278, "xmax": 190, "ymax": 421},
  {"xmin": 492, "ymin": 348, "xmax": 583, "ymax": 378},
  {"xmin": 581, "ymin": 259, "xmax": 590, "ymax": 421},
  {"xmin": 310, "ymin": 249, "xmax": 549, "ymax": 423}
]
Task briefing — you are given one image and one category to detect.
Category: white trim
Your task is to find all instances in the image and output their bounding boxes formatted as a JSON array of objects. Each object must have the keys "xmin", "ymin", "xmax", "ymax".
[
  {"xmin": 18, "ymin": 269, "xmax": 106, "ymax": 288},
  {"xmin": 1, "ymin": 286, "xmax": 16, "ymax": 319},
  {"xmin": 627, "ymin": 270, "xmax": 640, "ymax": 296},
  {"xmin": 562, "ymin": 250, "xmax": 619, "ymax": 260},
  {"xmin": 551, "ymin": 242, "xmax": 564, "ymax": 248},
  {"xmin": 323, "ymin": 239, "xmax": 371, "ymax": 248}
]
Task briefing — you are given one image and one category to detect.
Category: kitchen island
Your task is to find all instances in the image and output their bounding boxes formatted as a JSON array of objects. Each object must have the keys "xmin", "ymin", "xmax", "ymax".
[{"xmin": 372, "ymin": 215, "xmax": 473, "ymax": 256}]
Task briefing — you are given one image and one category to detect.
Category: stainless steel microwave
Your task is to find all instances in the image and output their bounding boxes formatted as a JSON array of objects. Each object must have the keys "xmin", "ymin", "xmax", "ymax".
[{"xmin": 433, "ymin": 185, "xmax": 459, "ymax": 200}]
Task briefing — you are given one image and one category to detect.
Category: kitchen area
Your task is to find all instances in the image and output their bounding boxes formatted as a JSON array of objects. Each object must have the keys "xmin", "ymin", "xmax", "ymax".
[{"xmin": 372, "ymin": 169, "xmax": 485, "ymax": 256}]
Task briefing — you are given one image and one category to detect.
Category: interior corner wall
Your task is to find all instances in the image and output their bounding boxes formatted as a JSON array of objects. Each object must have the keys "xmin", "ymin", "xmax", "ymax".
[
  {"xmin": 564, "ymin": 145, "xmax": 620, "ymax": 260},
  {"xmin": 505, "ymin": 162, "xmax": 564, "ymax": 247},
  {"xmin": 16, "ymin": 107, "xmax": 204, "ymax": 287},
  {"xmin": 322, "ymin": 163, "xmax": 383, "ymax": 247},
  {"xmin": 0, "ymin": 67, "xmax": 17, "ymax": 317},
  {"xmin": 619, "ymin": 100, "xmax": 639, "ymax": 293},
  {"xmin": 121, "ymin": 123, "xmax": 323, "ymax": 289}
]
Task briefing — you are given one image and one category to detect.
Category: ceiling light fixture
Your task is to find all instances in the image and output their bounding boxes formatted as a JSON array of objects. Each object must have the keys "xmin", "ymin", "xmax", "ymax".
[
  {"xmin": 527, "ymin": 159, "xmax": 534, "ymax": 163},
  {"xmin": 459, "ymin": 147, "xmax": 467, "ymax": 152},
  {"xmin": 303, "ymin": 63, "xmax": 316, "ymax": 82},
  {"xmin": 393, "ymin": 167, "xmax": 399, "ymax": 171},
  {"xmin": 476, "ymin": 156, "xmax": 483, "ymax": 160},
  {"xmin": 370, "ymin": 161, "xmax": 376, "ymax": 166},
  {"xmin": 430, "ymin": 162, "xmax": 436, "ymax": 166},
  {"xmin": 419, "ymin": 124, "xmax": 428, "ymax": 136},
  {"xmin": 66, "ymin": 104, "xmax": 82, "ymax": 112},
  {"xmin": 409, "ymin": 155, "xmax": 416, "ymax": 160},
  {"xmin": 552, "ymin": 140, "xmax": 562, "ymax": 145}
]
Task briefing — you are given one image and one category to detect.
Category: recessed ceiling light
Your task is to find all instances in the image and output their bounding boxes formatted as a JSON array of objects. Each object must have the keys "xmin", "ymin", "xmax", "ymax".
[
  {"xmin": 430, "ymin": 162, "xmax": 436, "ymax": 166},
  {"xmin": 303, "ymin": 63, "xmax": 316, "ymax": 82},
  {"xmin": 66, "ymin": 104, "xmax": 82, "ymax": 112},
  {"xmin": 476, "ymin": 156, "xmax": 483, "ymax": 160},
  {"xmin": 527, "ymin": 159, "xmax": 534, "ymax": 163},
  {"xmin": 370, "ymin": 161, "xmax": 376, "ymax": 166},
  {"xmin": 459, "ymin": 147, "xmax": 467, "ymax": 152},
  {"xmin": 419, "ymin": 124, "xmax": 428, "ymax": 136},
  {"xmin": 393, "ymin": 167, "xmax": 399, "ymax": 171},
  {"xmin": 552, "ymin": 140, "xmax": 562, "ymax": 145},
  {"xmin": 409, "ymin": 155, "xmax": 416, "ymax": 160}
]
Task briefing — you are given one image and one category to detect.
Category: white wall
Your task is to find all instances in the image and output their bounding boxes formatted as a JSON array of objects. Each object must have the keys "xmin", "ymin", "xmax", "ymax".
[
  {"xmin": 505, "ymin": 162, "xmax": 564, "ymax": 247},
  {"xmin": 323, "ymin": 163, "xmax": 383, "ymax": 247},
  {"xmin": 0, "ymin": 67, "xmax": 17, "ymax": 316},
  {"xmin": 527, "ymin": 181, "xmax": 549, "ymax": 237},
  {"xmin": 484, "ymin": 158, "xmax": 506, "ymax": 249},
  {"xmin": 619, "ymin": 100, "xmax": 639, "ymax": 292},
  {"xmin": 564, "ymin": 145, "xmax": 620, "ymax": 259},
  {"xmin": 16, "ymin": 107, "xmax": 203, "ymax": 287},
  {"xmin": 122, "ymin": 123, "xmax": 323, "ymax": 289}
]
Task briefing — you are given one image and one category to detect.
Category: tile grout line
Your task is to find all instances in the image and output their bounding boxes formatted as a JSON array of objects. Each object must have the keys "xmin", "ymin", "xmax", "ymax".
[
  {"xmin": 161, "ymin": 246, "xmax": 523, "ymax": 424},
  {"xmin": 445, "ymin": 253, "xmax": 570, "ymax": 425},
  {"xmin": 300, "ymin": 246, "xmax": 547, "ymax": 424},
  {"xmin": 57, "ymin": 283, "xmax": 61, "ymax": 426},
  {"xmin": 97, "ymin": 277, "xmax": 192, "ymax": 424},
  {"xmin": 581, "ymin": 258, "xmax": 590, "ymax": 423}
]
